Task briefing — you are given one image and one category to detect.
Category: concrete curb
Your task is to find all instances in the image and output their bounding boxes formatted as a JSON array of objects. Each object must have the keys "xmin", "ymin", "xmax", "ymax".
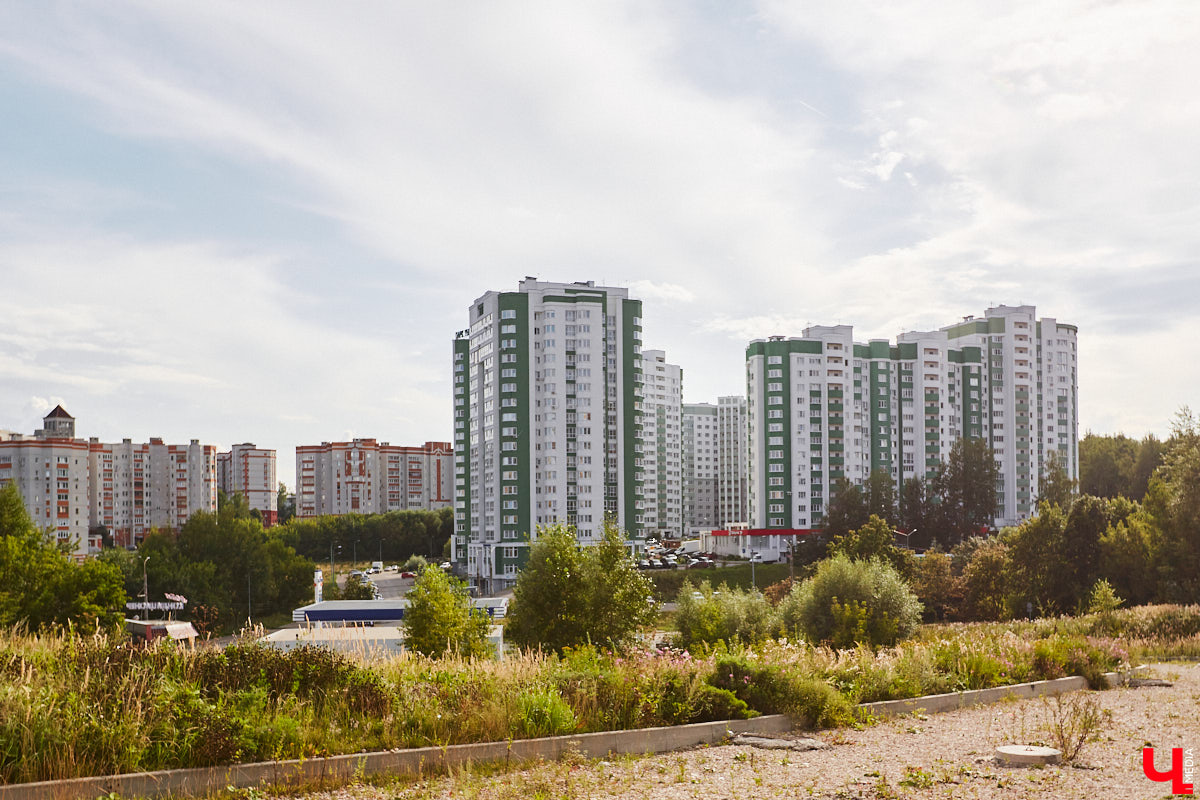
[
  {"xmin": 0, "ymin": 715, "xmax": 794, "ymax": 800},
  {"xmin": 856, "ymin": 669, "xmax": 1139, "ymax": 718},
  {"xmin": 5, "ymin": 668, "xmax": 1140, "ymax": 800}
]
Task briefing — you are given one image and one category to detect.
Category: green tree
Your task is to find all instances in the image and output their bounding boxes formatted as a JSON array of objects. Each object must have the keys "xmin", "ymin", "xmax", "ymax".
[
  {"xmin": 1004, "ymin": 503, "xmax": 1071, "ymax": 614},
  {"xmin": 821, "ymin": 478, "xmax": 868, "ymax": 539},
  {"xmin": 829, "ymin": 515, "xmax": 912, "ymax": 578},
  {"xmin": 340, "ymin": 573, "xmax": 376, "ymax": 600},
  {"xmin": 1038, "ymin": 452, "xmax": 1076, "ymax": 509},
  {"xmin": 1152, "ymin": 408, "xmax": 1200, "ymax": 601},
  {"xmin": 403, "ymin": 565, "xmax": 492, "ymax": 658},
  {"xmin": 941, "ymin": 437, "xmax": 1000, "ymax": 542},
  {"xmin": 911, "ymin": 549, "xmax": 962, "ymax": 622},
  {"xmin": 506, "ymin": 520, "xmax": 654, "ymax": 652},
  {"xmin": 0, "ymin": 483, "xmax": 125, "ymax": 631},
  {"xmin": 582, "ymin": 520, "xmax": 658, "ymax": 646},
  {"xmin": 276, "ymin": 483, "xmax": 295, "ymax": 525},
  {"xmin": 959, "ymin": 536, "xmax": 1011, "ymax": 620},
  {"xmin": 1098, "ymin": 507, "xmax": 1159, "ymax": 606}
]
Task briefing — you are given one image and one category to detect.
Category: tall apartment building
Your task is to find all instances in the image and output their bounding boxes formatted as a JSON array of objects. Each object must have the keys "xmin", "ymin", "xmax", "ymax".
[
  {"xmin": 746, "ymin": 305, "xmax": 1077, "ymax": 530},
  {"xmin": 683, "ymin": 396, "xmax": 749, "ymax": 535},
  {"xmin": 641, "ymin": 350, "xmax": 683, "ymax": 539},
  {"xmin": 295, "ymin": 439, "xmax": 452, "ymax": 518},
  {"xmin": 1, "ymin": 407, "xmax": 218, "ymax": 551},
  {"xmin": 716, "ymin": 395, "xmax": 749, "ymax": 527},
  {"xmin": 682, "ymin": 403, "xmax": 717, "ymax": 535},
  {"xmin": 217, "ymin": 443, "xmax": 278, "ymax": 526},
  {"xmin": 88, "ymin": 437, "xmax": 217, "ymax": 546},
  {"xmin": 0, "ymin": 406, "xmax": 92, "ymax": 558},
  {"xmin": 452, "ymin": 278, "xmax": 644, "ymax": 592}
]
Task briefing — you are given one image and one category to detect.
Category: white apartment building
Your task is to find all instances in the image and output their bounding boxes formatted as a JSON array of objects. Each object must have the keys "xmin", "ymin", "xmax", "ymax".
[
  {"xmin": 682, "ymin": 403, "xmax": 718, "ymax": 536},
  {"xmin": 0, "ymin": 406, "xmax": 92, "ymax": 558},
  {"xmin": 746, "ymin": 305, "xmax": 1077, "ymax": 531},
  {"xmin": 641, "ymin": 350, "xmax": 683, "ymax": 539},
  {"xmin": 716, "ymin": 395, "xmax": 749, "ymax": 528},
  {"xmin": 88, "ymin": 437, "xmax": 217, "ymax": 546},
  {"xmin": 452, "ymin": 278, "xmax": 644, "ymax": 592},
  {"xmin": 295, "ymin": 439, "xmax": 452, "ymax": 518},
  {"xmin": 217, "ymin": 443, "xmax": 278, "ymax": 526}
]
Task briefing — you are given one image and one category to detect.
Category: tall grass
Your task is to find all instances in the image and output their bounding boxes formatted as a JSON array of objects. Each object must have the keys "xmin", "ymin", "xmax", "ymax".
[{"xmin": 1, "ymin": 604, "xmax": 1195, "ymax": 784}]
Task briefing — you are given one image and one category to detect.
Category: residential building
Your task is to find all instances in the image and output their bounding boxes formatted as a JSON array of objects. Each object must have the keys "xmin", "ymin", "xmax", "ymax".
[
  {"xmin": 745, "ymin": 305, "xmax": 1077, "ymax": 530},
  {"xmin": 88, "ymin": 437, "xmax": 217, "ymax": 546},
  {"xmin": 682, "ymin": 403, "xmax": 717, "ymax": 536},
  {"xmin": 641, "ymin": 350, "xmax": 683, "ymax": 539},
  {"xmin": 452, "ymin": 278, "xmax": 644, "ymax": 592},
  {"xmin": 294, "ymin": 439, "xmax": 452, "ymax": 518},
  {"xmin": 716, "ymin": 395, "xmax": 749, "ymax": 528},
  {"xmin": 217, "ymin": 443, "xmax": 278, "ymax": 526},
  {"xmin": 0, "ymin": 406, "xmax": 92, "ymax": 558}
]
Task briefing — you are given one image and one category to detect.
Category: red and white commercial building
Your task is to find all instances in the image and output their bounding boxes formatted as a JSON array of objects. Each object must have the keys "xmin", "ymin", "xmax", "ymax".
[
  {"xmin": 217, "ymin": 443, "xmax": 277, "ymax": 526},
  {"xmin": 0, "ymin": 406, "xmax": 93, "ymax": 558},
  {"xmin": 295, "ymin": 439, "xmax": 452, "ymax": 518}
]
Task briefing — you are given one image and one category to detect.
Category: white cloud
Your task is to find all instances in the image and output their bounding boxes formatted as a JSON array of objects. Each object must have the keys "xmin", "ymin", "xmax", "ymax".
[
  {"xmin": 0, "ymin": 0, "xmax": 1197, "ymax": 458},
  {"xmin": 627, "ymin": 280, "xmax": 696, "ymax": 304}
]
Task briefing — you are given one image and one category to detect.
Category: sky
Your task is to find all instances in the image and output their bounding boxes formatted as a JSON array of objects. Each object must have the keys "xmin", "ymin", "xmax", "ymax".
[{"xmin": 1, "ymin": 1, "xmax": 1197, "ymax": 489}]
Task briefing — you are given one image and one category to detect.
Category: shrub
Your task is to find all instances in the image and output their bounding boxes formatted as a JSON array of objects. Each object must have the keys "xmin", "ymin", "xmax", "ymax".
[
  {"xmin": 514, "ymin": 688, "xmax": 577, "ymax": 737},
  {"xmin": 673, "ymin": 581, "xmax": 777, "ymax": 650},
  {"xmin": 707, "ymin": 654, "xmax": 852, "ymax": 727},
  {"xmin": 778, "ymin": 555, "xmax": 921, "ymax": 648}
]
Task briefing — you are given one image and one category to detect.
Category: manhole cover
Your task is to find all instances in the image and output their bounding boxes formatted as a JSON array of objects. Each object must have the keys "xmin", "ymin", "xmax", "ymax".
[{"xmin": 995, "ymin": 745, "xmax": 1061, "ymax": 766}]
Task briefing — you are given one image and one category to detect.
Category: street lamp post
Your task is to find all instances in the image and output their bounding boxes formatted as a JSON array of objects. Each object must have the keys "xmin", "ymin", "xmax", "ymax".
[
  {"xmin": 894, "ymin": 528, "xmax": 917, "ymax": 549},
  {"xmin": 141, "ymin": 555, "xmax": 151, "ymax": 619}
]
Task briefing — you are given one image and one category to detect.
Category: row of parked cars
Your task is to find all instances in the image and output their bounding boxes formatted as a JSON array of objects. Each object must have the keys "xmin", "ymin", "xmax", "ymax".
[{"xmin": 638, "ymin": 539, "xmax": 717, "ymax": 570}]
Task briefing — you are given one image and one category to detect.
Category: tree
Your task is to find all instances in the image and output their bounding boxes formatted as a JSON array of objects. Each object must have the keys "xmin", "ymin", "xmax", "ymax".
[
  {"xmin": 829, "ymin": 515, "xmax": 912, "ymax": 579},
  {"xmin": 821, "ymin": 479, "xmax": 868, "ymax": 539},
  {"xmin": 582, "ymin": 520, "xmax": 658, "ymax": 646},
  {"xmin": 959, "ymin": 537, "xmax": 1011, "ymax": 620},
  {"xmin": 403, "ymin": 565, "xmax": 492, "ymax": 658},
  {"xmin": 940, "ymin": 437, "xmax": 1000, "ymax": 543},
  {"xmin": 911, "ymin": 549, "xmax": 962, "ymax": 622},
  {"xmin": 863, "ymin": 470, "xmax": 898, "ymax": 524},
  {"xmin": 0, "ymin": 483, "xmax": 125, "ymax": 631},
  {"xmin": 276, "ymin": 483, "xmax": 296, "ymax": 525},
  {"xmin": 1098, "ymin": 508, "xmax": 1159, "ymax": 606},
  {"xmin": 1038, "ymin": 452, "xmax": 1076, "ymax": 509},
  {"xmin": 1151, "ymin": 408, "xmax": 1200, "ymax": 602},
  {"xmin": 339, "ymin": 573, "xmax": 376, "ymax": 600},
  {"xmin": 506, "ymin": 520, "xmax": 655, "ymax": 652},
  {"xmin": 506, "ymin": 526, "xmax": 588, "ymax": 651}
]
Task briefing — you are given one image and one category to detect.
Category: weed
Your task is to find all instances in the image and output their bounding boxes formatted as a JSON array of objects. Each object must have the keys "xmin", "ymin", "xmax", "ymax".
[{"xmin": 1039, "ymin": 692, "xmax": 1111, "ymax": 762}]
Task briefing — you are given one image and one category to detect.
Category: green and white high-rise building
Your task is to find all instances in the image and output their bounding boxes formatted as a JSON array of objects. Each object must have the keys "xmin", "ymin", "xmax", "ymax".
[
  {"xmin": 746, "ymin": 305, "xmax": 1077, "ymax": 530},
  {"xmin": 452, "ymin": 279, "xmax": 645, "ymax": 592}
]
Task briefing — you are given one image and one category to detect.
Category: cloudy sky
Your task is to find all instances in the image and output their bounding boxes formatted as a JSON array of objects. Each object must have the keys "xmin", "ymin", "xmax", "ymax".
[{"xmin": 2, "ymin": 1, "xmax": 1196, "ymax": 487}]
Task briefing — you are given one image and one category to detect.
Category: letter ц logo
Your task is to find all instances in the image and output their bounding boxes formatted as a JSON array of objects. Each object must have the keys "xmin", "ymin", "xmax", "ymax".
[{"xmin": 1143, "ymin": 747, "xmax": 1194, "ymax": 795}]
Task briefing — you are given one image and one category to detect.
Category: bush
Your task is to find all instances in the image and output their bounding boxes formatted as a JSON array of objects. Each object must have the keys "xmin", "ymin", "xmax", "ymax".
[
  {"xmin": 778, "ymin": 555, "xmax": 922, "ymax": 649},
  {"xmin": 707, "ymin": 654, "xmax": 853, "ymax": 727},
  {"xmin": 673, "ymin": 581, "xmax": 777, "ymax": 650}
]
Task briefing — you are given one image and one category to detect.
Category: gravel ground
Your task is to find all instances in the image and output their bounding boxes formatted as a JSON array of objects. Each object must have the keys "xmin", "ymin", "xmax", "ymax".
[{"xmin": 280, "ymin": 663, "xmax": 1199, "ymax": 800}]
